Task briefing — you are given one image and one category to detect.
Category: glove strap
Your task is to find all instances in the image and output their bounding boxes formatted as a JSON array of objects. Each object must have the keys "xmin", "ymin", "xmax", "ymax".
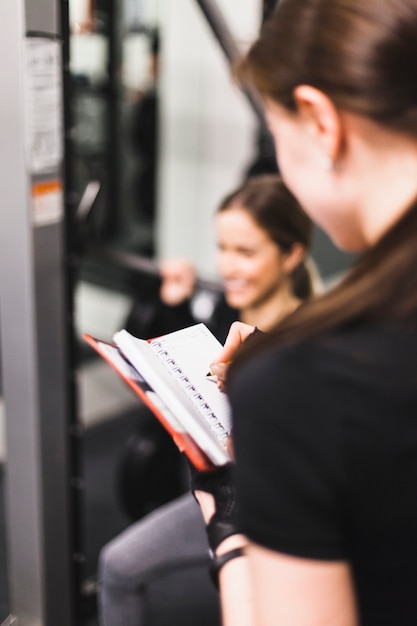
[
  {"xmin": 206, "ymin": 512, "xmax": 239, "ymax": 551},
  {"xmin": 209, "ymin": 547, "xmax": 245, "ymax": 589}
]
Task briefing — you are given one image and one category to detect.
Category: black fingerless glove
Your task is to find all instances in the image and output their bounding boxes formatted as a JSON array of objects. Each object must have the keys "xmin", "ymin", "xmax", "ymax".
[{"xmin": 190, "ymin": 463, "xmax": 239, "ymax": 552}]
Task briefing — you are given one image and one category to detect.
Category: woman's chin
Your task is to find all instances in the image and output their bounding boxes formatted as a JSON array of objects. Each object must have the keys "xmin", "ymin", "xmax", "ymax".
[{"xmin": 225, "ymin": 291, "xmax": 251, "ymax": 310}]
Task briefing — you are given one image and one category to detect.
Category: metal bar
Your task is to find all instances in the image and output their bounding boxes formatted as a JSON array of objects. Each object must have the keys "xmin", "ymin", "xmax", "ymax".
[
  {"xmin": 0, "ymin": 0, "xmax": 78, "ymax": 623},
  {"xmin": 194, "ymin": 0, "xmax": 266, "ymax": 127},
  {"xmin": 0, "ymin": 1, "xmax": 46, "ymax": 621},
  {"xmin": 87, "ymin": 245, "xmax": 222, "ymax": 293},
  {"xmin": 61, "ymin": 0, "xmax": 86, "ymax": 615}
]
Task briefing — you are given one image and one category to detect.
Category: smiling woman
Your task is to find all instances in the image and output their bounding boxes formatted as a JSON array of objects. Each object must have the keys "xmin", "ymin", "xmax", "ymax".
[
  {"xmin": 215, "ymin": 175, "xmax": 313, "ymax": 330},
  {"xmin": 217, "ymin": 207, "xmax": 288, "ymax": 320}
]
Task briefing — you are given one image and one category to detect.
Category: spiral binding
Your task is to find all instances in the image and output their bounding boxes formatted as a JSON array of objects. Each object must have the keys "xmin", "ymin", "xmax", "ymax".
[{"xmin": 151, "ymin": 342, "xmax": 229, "ymax": 443}]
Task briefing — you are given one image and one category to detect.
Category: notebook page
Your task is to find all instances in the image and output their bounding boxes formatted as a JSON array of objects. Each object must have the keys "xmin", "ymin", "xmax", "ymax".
[
  {"xmin": 149, "ymin": 323, "xmax": 232, "ymax": 436},
  {"xmin": 96, "ymin": 341, "xmax": 185, "ymax": 432},
  {"xmin": 113, "ymin": 329, "xmax": 230, "ymax": 465}
]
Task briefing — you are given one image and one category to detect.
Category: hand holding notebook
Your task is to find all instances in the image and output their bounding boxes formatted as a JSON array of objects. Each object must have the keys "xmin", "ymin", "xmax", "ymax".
[{"xmin": 83, "ymin": 323, "xmax": 232, "ymax": 471}]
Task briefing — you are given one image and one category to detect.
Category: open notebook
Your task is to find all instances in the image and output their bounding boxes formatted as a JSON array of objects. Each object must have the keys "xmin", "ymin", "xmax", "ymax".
[{"xmin": 83, "ymin": 323, "xmax": 232, "ymax": 470}]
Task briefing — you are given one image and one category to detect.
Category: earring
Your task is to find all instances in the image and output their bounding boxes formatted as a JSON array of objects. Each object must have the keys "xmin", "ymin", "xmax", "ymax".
[{"xmin": 320, "ymin": 154, "xmax": 335, "ymax": 171}]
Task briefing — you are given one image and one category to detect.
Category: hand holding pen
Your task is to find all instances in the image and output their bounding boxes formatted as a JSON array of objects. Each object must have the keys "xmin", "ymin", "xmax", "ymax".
[{"xmin": 206, "ymin": 321, "xmax": 257, "ymax": 391}]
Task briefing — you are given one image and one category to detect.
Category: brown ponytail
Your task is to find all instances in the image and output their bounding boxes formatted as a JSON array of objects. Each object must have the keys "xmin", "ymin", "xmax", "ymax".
[{"xmin": 290, "ymin": 261, "xmax": 314, "ymax": 301}]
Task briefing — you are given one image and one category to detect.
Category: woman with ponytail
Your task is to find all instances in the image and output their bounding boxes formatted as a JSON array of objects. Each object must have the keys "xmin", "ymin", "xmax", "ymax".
[{"xmin": 194, "ymin": 1, "xmax": 417, "ymax": 625}]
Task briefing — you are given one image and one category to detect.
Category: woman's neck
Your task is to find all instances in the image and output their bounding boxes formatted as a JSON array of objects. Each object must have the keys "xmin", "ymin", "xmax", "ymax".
[
  {"xmin": 240, "ymin": 289, "xmax": 301, "ymax": 332},
  {"xmin": 341, "ymin": 113, "xmax": 417, "ymax": 248}
]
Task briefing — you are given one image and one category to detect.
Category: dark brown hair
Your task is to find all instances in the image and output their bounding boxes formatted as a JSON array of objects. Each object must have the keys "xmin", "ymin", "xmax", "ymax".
[
  {"xmin": 238, "ymin": 0, "xmax": 417, "ymax": 135},
  {"xmin": 230, "ymin": 0, "xmax": 417, "ymax": 370},
  {"xmin": 218, "ymin": 175, "xmax": 314, "ymax": 300}
]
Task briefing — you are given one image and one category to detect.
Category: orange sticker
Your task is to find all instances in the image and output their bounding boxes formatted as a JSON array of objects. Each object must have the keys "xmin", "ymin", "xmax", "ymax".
[
  {"xmin": 32, "ymin": 179, "xmax": 63, "ymax": 225},
  {"xmin": 32, "ymin": 180, "xmax": 62, "ymax": 197}
]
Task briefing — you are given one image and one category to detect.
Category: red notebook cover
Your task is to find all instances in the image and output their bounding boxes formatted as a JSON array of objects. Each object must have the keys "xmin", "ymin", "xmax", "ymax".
[{"xmin": 83, "ymin": 333, "xmax": 218, "ymax": 471}]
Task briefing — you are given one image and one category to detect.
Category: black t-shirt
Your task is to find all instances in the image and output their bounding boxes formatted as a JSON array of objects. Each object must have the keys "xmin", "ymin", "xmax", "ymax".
[{"xmin": 230, "ymin": 320, "xmax": 417, "ymax": 625}]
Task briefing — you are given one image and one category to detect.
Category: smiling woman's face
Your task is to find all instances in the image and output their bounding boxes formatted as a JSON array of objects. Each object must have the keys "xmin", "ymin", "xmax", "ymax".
[{"xmin": 215, "ymin": 207, "xmax": 286, "ymax": 312}]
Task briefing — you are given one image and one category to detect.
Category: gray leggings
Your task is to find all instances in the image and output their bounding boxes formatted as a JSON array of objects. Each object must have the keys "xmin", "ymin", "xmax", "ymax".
[{"xmin": 98, "ymin": 493, "xmax": 221, "ymax": 626}]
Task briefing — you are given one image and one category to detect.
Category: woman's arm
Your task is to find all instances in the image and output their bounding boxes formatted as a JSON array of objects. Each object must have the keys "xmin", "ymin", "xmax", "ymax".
[
  {"xmin": 247, "ymin": 543, "xmax": 358, "ymax": 626},
  {"xmin": 214, "ymin": 539, "xmax": 358, "ymax": 626},
  {"xmin": 196, "ymin": 490, "xmax": 358, "ymax": 626},
  {"xmin": 216, "ymin": 534, "xmax": 254, "ymax": 626},
  {"xmin": 194, "ymin": 489, "xmax": 255, "ymax": 626}
]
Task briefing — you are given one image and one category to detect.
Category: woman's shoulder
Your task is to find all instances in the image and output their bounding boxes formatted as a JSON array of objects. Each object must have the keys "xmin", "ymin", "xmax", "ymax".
[
  {"xmin": 229, "ymin": 318, "xmax": 417, "ymax": 442},
  {"xmin": 234, "ymin": 318, "xmax": 417, "ymax": 387}
]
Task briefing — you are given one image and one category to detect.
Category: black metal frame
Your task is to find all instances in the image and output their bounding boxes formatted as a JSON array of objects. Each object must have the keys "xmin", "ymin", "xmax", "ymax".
[{"xmin": 195, "ymin": 0, "xmax": 266, "ymax": 128}]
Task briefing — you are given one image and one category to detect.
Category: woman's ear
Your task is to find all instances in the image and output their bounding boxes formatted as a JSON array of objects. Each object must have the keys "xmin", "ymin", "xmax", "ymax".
[
  {"xmin": 282, "ymin": 243, "xmax": 306, "ymax": 274},
  {"xmin": 293, "ymin": 84, "xmax": 344, "ymax": 164}
]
